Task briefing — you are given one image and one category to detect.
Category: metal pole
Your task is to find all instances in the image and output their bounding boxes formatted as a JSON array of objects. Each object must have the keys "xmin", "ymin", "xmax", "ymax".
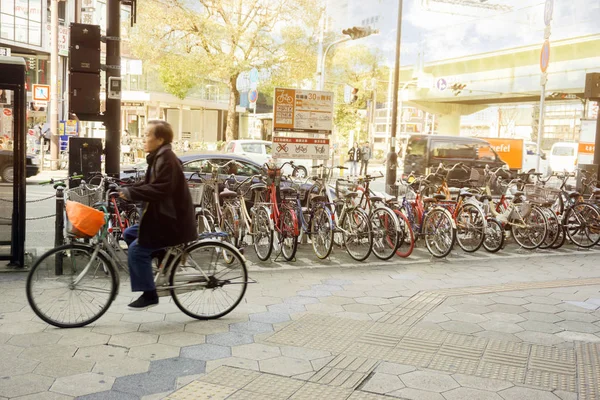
[
  {"xmin": 105, "ymin": 0, "xmax": 121, "ymax": 177},
  {"xmin": 54, "ymin": 186, "xmax": 64, "ymax": 275},
  {"xmin": 536, "ymin": 85, "xmax": 546, "ymax": 172},
  {"xmin": 319, "ymin": 38, "xmax": 350, "ymax": 91},
  {"xmin": 385, "ymin": 0, "xmax": 404, "ymax": 194},
  {"xmin": 50, "ymin": 0, "xmax": 59, "ymax": 171}
]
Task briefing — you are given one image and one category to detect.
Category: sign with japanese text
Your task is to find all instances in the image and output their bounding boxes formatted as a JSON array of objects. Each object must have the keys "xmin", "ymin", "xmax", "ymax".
[
  {"xmin": 46, "ymin": 24, "xmax": 70, "ymax": 56},
  {"xmin": 579, "ymin": 119, "xmax": 597, "ymax": 164},
  {"xmin": 273, "ymin": 88, "xmax": 334, "ymax": 134},
  {"xmin": 272, "ymin": 136, "xmax": 330, "ymax": 160}
]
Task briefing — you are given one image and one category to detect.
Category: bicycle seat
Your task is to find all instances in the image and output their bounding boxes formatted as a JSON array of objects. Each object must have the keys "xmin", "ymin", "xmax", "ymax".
[
  {"xmin": 449, "ymin": 188, "xmax": 461, "ymax": 195},
  {"xmin": 477, "ymin": 194, "xmax": 492, "ymax": 202},
  {"xmin": 250, "ymin": 182, "xmax": 267, "ymax": 192},
  {"xmin": 280, "ymin": 187, "xmax": 298, "ymax": 197},
  {"xmin": 311, "ymin": 195, "xmax": 328, "ymax": 203},
  {"xmin": 458, "ymin": 190, "xmax": 474, "ymax": 199},
  {"xmin": 513, "ymin": 191, "xmax": 525, "ymax": 197},
  {"xmin": 568, "ymin": 191, "xmax": 581, "ymax": 199},
  {"xmin": 433, "ymin": 194, "xmax": 446, "ymax": 201},
  {"xmin": 370, "ymin": 196, "xmax": 384, "ymax": 203},
  {"xmin": 423, "ymin": 197, "xmax": 437, "ymax": 203},
  {"xmin": 344, "ymin": 191, "xmax": 359, "ymax": 200},
  {"xmin": 219, "ymin": 188, "xmax": 238, "ymax": 199}
]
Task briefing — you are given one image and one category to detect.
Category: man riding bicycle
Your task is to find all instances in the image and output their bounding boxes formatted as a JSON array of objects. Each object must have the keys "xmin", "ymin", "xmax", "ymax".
[{"xmin": 119, "ymin": 120, "xmax": 197, "ymax": 309}]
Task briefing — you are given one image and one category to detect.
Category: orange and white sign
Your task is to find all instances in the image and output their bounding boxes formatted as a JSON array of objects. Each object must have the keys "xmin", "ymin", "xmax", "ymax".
[
  {"xmin": 484, "ymin": 138, "xmax": 524, "ymax": 170},
  {"xmin": 273, "ymin": 88, "xmax": 334, "ymax": 134},
  {"xmin": 272, "ymin": 136, "xmax": 330, "ymax": 160},
  {"xmin": 32, "ymin": 84, "xmax": 50, "ymax": 102},
  {"xmin": 578, "ymin": 119, "xmax": 597, "ymax": 164}
]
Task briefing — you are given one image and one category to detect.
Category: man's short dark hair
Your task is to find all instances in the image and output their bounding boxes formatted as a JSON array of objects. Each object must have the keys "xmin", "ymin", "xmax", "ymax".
[{"xmin": 148, "ymin": 120, "xmax": 174, "ymax": 144}]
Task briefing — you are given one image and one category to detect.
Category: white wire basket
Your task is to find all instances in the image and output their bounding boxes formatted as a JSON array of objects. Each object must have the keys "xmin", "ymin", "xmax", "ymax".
[
  {"xmin": 524, "ymin": 184, "xmax": 560, "ymax": 205},
  {"xmin": 188, "ymin": 183, "xmax": 205, "ymax": 206},
  {"xmin": 64, "ymin": 184, "xmax": 103, "ymax": 207}
]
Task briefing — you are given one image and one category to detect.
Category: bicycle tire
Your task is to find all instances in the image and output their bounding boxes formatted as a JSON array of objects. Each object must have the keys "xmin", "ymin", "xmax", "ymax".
[
  {"xmin": 394, "ymin": 209, "xmax": 415, "ymax": 258},
  {"xmin": 370, "ymin": 207, "xmax": 400, "ymax": 260},
  {"xmin": 423, "ymin": 208, "xmax": 456, "ymax": 258},
  {"xmin": 455, "ymin": 203, "xmax": 486, "ymax": 253},
  {"xmin": 26, "ymin": 243, "xmax": 118, "ymax": 328},
  {"xmin": 563, "ymin": 202, "xmax": 600, "ymax": 248},
  {"xmin": 310, "ymin": 206, "xmax": 334, "ymax": 259},
  {"xmin": 279, "ymin": 208, "xmax": 298, "ymax": 261},
  {"xmin": 511, "ymin": 205, "xmax": 547, "ymax": 249},
  {"xmin": 551, "ymin": 223, "xmax": 566, "ymax": 249},
  {"xmin": 483, "ymin": 218, "xmax": 504, "ymax": 253},
  {"xmin": 221, "ymin": 205, "xmax": 240, "ymax": 264},
  {"xmin": 539, "ymin": 208, "xmax": 560, "ymax": 249},
  {"xmin": 170, "ymin": 240, "xmax": 248, "ymax": 320},
  {"xmin": 342, "ymin": 208, "xmax": 373, "ymax": 261},
  {"xmin": 253, "ymin": 206, "xmax": 273, "ymax": 261}
]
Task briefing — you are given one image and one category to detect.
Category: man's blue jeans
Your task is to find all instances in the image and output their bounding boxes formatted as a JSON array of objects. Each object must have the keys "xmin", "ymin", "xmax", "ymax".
[{"xmin": 124, "ymin": 224, "xmax": 161, "ymax": 292}]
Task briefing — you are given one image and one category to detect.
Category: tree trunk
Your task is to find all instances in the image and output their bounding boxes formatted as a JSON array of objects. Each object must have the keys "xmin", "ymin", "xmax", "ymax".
[{"xmin": 226, "ymin": 74, "xmax": 240, "ymax": 141}]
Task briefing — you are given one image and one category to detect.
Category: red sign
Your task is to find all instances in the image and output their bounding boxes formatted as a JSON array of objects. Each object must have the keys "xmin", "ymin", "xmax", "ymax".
[
  {"xmin": 579, "ymin": 143, "xmax": 595, "ymax": 155},
  {"xmin": 2, "ymin": 109, "xmax": 12, "ymax": 117},
  {"xmin": 540, "ymin": 40, "xmax": 551, "ymax": 73}
]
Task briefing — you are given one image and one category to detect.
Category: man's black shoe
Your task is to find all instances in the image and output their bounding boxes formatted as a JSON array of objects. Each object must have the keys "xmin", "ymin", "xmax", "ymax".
[{"xmin": 128, "ymin": 292, "xmax": 159, "ymax": 310}]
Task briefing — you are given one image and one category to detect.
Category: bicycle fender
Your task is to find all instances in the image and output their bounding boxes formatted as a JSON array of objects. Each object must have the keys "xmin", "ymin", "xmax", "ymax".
[{"xmin": 187, "ymin": 239, "xmax": 247, "ymax": 263}]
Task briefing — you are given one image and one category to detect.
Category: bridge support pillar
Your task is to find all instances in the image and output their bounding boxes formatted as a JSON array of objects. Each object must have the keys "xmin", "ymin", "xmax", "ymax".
[{"xmin": 411, "ymin": 101, "xmax": 487, "ymax": 135}]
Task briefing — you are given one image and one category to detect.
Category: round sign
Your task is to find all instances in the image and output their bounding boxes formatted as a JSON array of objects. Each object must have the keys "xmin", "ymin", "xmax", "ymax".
[
  {"xmin": 436, "ymin": 78, "xmax": 447, "ymax": 91},
  {"xmin": 248, "ymin": 89, "xmax": 259, "ymax": 104},
  {"xmin": 2, "ymin": 108, "xmax": 12, "ymax": 117},
  {"xmin": 540, "ymin": 40, "xmax": 551, "ymax": 73},
  {"xmin": 544, "ymin": 0, "xmax": 554, "ymax": 26}
]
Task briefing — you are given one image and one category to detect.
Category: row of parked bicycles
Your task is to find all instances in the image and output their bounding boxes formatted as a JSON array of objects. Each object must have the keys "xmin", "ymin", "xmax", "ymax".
[{"xmin": 195, "ymin": 160, "xmax": 600, "ymax": 262}]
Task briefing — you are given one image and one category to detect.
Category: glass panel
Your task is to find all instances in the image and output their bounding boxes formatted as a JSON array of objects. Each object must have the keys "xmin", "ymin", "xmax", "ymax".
[
  {"xmin": 28, "ymin": 0, "xmax": 40, "ymax": 21},
  {"xmin": 241, "ymin": 143, "xmax": 263, "ymax": 154},
  {"xmin": 27, "ymin": 20, "xmax": 39, "ymax": 45},
  {"xmin": 1, "ymin": 0, "xmax": 15, "ymax": 14},
  {"xmin": 14, "ymin": 16, "xmax": 27, "ymax": 42},
  {"xmin": 14, "ymin": 0, "xmax": 26, "ymax": 18},
  {"xmin": 0, "ymin": 14, "xmax": 14, "ymax": 40},
  {"xmin": 0, "ymin": 89, "xmax": 15, "ymax": 245}
]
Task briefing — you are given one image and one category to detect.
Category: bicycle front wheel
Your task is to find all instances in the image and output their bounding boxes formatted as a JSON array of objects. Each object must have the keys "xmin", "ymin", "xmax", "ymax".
[
  {"xmin": 483, "ymin": 218, "xmax": 505, "ymax": 253},
  {"xmin": 511, "ymin": 205, "xmax": 547, "ymax": 249},
  {"xmin": 423, "ymin": 208, "xmax": 456, "ymax": 258},
  {"xmin": 539, "ymin": 208, "xmax": 560, "ymax": 249},
  {"xmin": 370, "ymin": 207, "xmax": 400, "ymax": 260},
  {"xmin": 564, "ymin": 203, "xmax": 600, "ymax": 248},
  {"xmin": 221, "ymin": 205, "xmax": 240, "ymax": 264},
  {"xmin": 170, "ymin": 240, "xmax": 248, "ymax": 320},
  {"xmin": 310, "ymin": 206, "xmax": 334, "ymax": 259},
  {"xmin": 456, "ymin": 203, "xmax": 486, "ymax": 253},
  {"xmin": 342, "ymin": 209, "xmax": 373, "ymax": 261},
  {"xmin": 394, "ymin": 209, "xmax": 415, "ymax": 258},
  {"xmin": 278, "ymin": 208, "xmax": 298, "ymax": 261},
  {"xmin": 26, "ymin": 244, "xmax": 118, "ymax": 328},
  {"xmin": 253, "ymin": 206, "xmax": 273, "ymax": 261}
]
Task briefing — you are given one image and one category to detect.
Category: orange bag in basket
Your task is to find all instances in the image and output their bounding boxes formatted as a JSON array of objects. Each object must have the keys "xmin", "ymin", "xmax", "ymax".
[{"xmin": 65, "ymin": 200, "xmax": 106, "ymax": 238}]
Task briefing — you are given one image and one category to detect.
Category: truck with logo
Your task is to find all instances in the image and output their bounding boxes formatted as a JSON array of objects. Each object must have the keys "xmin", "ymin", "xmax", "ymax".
[{"xmin": 482, "ymin": 138, "xmax": 549, "ymax": 175}]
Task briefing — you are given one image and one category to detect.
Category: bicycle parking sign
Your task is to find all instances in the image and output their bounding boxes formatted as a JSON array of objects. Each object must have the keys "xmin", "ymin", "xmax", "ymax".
[
  {"xmin": 273, "ymin": 87, "xmax": 334, "ymax": 134},
  {"xmin": 272, "ymin": 136, "xmax": 330, "ymax": 160}
]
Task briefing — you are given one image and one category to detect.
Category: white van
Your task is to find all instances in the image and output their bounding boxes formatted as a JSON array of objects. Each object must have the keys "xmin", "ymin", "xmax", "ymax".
[{"xmin": 548, "ymin": 142, "xmax": 578, "ymax": 174}]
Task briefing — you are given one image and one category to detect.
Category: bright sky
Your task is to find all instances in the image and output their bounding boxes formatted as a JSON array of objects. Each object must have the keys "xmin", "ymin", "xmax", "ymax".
[{"xmin": 340, "ymin": 0, "xmax": 600, "ymax": 64}]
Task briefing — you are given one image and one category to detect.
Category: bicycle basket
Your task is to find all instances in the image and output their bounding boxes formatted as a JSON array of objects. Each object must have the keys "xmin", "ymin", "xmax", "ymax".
[
  {"xmin": 469, "ymin": 168, "xmax": 485, "ymax": 187},
  {"xmin": 188, "ymin": 183, "xmax": 205, "ymax": 206},
  {"xmin": 65, "ymin": 200, "xmax": 106, "ymax": 238},
  {"xmin": 524, "ymin": 184, "xmax": 547, "ymax": 205},
  {"xmin": 64, "ymin": 184, "xmax": 103, "ymax": 207}
]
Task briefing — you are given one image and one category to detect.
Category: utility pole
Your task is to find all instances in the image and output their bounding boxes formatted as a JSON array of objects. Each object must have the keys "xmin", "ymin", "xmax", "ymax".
[
  {"xmin": 50, "ymin": 0, "xmax": 59, "ymax": 170},
  {"xmin": 104, "ymin": 0, "xmax": 121, "ymax": 176},
  {"xmin": 385, "ymin": 0, "xmax": 404, "ymax": 194}
]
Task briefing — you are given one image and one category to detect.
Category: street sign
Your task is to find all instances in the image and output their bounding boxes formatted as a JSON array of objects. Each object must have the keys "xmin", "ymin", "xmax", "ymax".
[
  {"xmin": 272, "ymin": 137, "xmax": 330, "ymax": 160},
  {"xmin": 273, "ymin": 88, "xmax": 334, "ymax": 134},
  {"xmin": 3, "ymin": 109, "xmax": 12, "ymax": 117},
  {"xmin": 32, "ymin": 84, "xmax": 50, "ymax": 102},
  {"xmin": 544, "ymin": 0, "xmax": 554, "ymax": 26},
  {"xmin": 540, "ymin": 41, "xmax": 550, "ymax": 73},
  {"xmin": 248, "ymin": 89, "xmax": 258, "ymax": 104},
  {"xmin": 436, "ymin": 78, "xmax": 447, "ymax": 91},
  {"xmin": 0, "ymin": 47, "xmax": 10, "ymax": 57},
  {"xmin": 578, "ymin": 119, "xmax": 596, "ymax": 164},
  {"xmin": 249, "ymin": 68, "xmax": 259, "ymax": 85}
]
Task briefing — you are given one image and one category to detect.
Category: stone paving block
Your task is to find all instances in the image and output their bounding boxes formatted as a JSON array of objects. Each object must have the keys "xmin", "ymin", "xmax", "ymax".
[
  {"xmin": 493, "ymin": 296, "xmax": 530, "ymax": 306},
  {"xmin": 400, "ymin": 370, "xmax": 460, "ymax": 392},
  {"xmin": 312, "ymin": 284, "xmax": 343, "ymax": 292},
  {"xmin": 259, "ymin": 356, "xmax": 314, "ymax": 376},
  {"xmin": 556, "ymin": 320, "xmax": 600, "ymax": 333},
  {"xmin": 11, "ymin": 392, "xmax": 74, "ymax": 400},
  {"xmin": 289, "ymin": 382, "xmax": 352, "ymax": 400},
  {"xmin": 7, "ymin": 332, "xmax": 61, "ymax": 348},
  {"xmin": 206, "ymin": 357, "xmax": 260, "ymax": 373},
  {"xmin": 0, "ymin": 343, "xmax": 23, "ymax": 358},
  {"xmin": 91, "ymin": 323, "xmax": 140, "ymax": 335},
  {"xmin": 524, "ymin": 296, "xmax": 562, "ymax": 305},
  {"xmin": 516, "ymin": 331, "xmax": 565, "ymax": 346},
  {"xmin": 0, "ymin": 373, "xmax": 54, "ymax": 398},
  {"xmin": 20, "ymin": 344, "xmax": 78, "ymax": 361},
  {"xmin": 475, "ymin": 331, "xmax": 522, "ymax": 343},
  {"xmin": 444, "ymin": 387, "xmax": 503, "ymax": 400},
  {"xmin": 120, "ymin": 311, "xmax": 166, "ymax": 324},
  {"xmin": 0, "ymin": 321, "xmax": 47, "ymax": 335},
  {"xmin": 518, "ymin": 321, "xmax": 564, "ymax": 334},
  {"xmin": 248, "ymin": 312, "xmax": 290, "ymax": 324},
  {"xmin": 556, "ymin": 311, "xmax": 600, "ymax": 323},
  {"xmin": 480, "ymin": 321, "xmax": 524, "ymax": 334},
  {"xmin": 311, "ymin": 356, "xmax": 336, "ymax": 371},
  {"xmin": 128, "ymin": 343, "xmax": 181, "ymax": 361},
  {"xmin": 552, "ymin": 390, "xmax": 578, "ymax": 400},
  {"xmin": 226, "ymin": 389, "xmax": 279, "ymax": 400},
  {"xmin": 297, "ymin": 289, "xmax": 332, "ymax": 298},
  {"xmin": 361, "ymin": 372, "xmax": 405, "ymax": 394},
  {"xmin": 184, "ymin": 321, "xmax": 230, "ymax": 335},
  {"xmin": 232, "ymin": 343, "xmax": 281, "ymax": 360},
  {"xmin": 375, "ymin": 362, "xmax": 416, "ymax": 376},
  {"xmin": 92, "ymin": 357, "xmax": 151, "ymax": 377},
  {"xmin": 158, "ymin": 332, "xmax": 206, "ymax": 347},
  {"xmin": 438, "ymin": 320, "xmax": 483, "ymax": 334},
  {"xmin": 267, "ymin": 303, "xmax": 306, "ymax": 314},
  {"xmin": 165, "ymin": 381, "xmax": 235, "ymax": 400},
  {"xmin": 323, "ymin": 279, "xmax": 353, "ymax": 286},
  {"xmin": 452, "ymin": 304, "xmax": 492, "ymax": 314},
  {"xmin": 180, "ymin": 344, "xmax": 231, "ymax": 361},
  {"xmin": 389, "ymin": 387, "xmax": 445, "ymax": 400},
  {"xmin": 488, "ymin": 304, "xmax": 528, "ymax": 314},
  {"xmin": 57, "ymin": 332, "xmax": 109, "ymax": 347},
  {"xmin": 523, "ymin": 304, "xmax": 563, "ymax": 314},
  {"xmin": 342, "ymin": 304, "xmax": 383, "ymax": 314},
  {"xmin": 485, "ymin": 312, "xmax": 526, "ymax": 324},
  {"xmin": 108, "ymin": 332, "xmax": 158, "ymax": 348},
  {"xmin": 230, "ymin": 321, "xmax": 274, "ymax": 334},
  {"xmin": 564, "ymin": 301, "xmax": 599, "ymax": 311},
  {"xmin": 198, "ymin": 365, "xmax": 260, "ymax": 388},
  {"xmin": 244, "ymin": 373, "xmax": 304, "ymax": 398},
  {"xmin": 445, "ymin": 312, "xmax": 488, "ymax": 324},
  {"xmin": 50, "ymin": 372, "xmax": 115, "ymax": 397},
  {"xmin": 498, "ymin": 386, "xmax": 561, "ymax": 400},
  {"xmin": 139, "ymin": 321, "xmax": 185, "ymax": 335},
  {"xmin": 556, "ymin": 330, "xmax": 600, "ymax": 342},
  {"xmin": 452, "ymin": 373, "xmax": 514, "ymax": 391},
  {"xmin": 34, "ymin": 356, "xmax": 95, "ymax": 378},
  {"xmin": 280, "ymin": 346, "xmax": 331, "ymax": 361},
  {"xmin": 206, "ymin": 332, "xmax": 254, "ymax": 347},
  {"xmin": 519, "ymin": 312, "xmax": 564, "ymax": 324},
  {"xmin": 355, "ymin": 297, "xmax": 391, "ymax": 306},
  {"xmin": 73, "ymin": 344, "xmax": 128, "ymax": 361},
  {"xmin": 0, "ymin": 356, "xmax": 38, "ymax": 376},
  {"xmin": 76, "ymin": 390, "xmax": 140, "ymax": 399}
]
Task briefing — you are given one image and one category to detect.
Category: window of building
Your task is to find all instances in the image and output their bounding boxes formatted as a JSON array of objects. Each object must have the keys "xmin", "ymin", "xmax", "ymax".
[{"xmin": 0, "ymin": 0, "xmax": 42, "ymax": 45}]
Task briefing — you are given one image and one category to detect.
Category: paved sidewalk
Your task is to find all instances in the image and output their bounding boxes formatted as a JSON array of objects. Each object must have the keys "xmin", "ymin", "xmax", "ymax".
[{"xmin": 2, "ymin": 251, "xmax": 600, "ymax": 399}]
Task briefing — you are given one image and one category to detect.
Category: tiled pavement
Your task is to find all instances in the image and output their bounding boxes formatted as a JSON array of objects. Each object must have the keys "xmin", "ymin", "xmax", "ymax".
[{"xmin": 2, "ymin": 248, "xmax": 600, "ymax": 399}]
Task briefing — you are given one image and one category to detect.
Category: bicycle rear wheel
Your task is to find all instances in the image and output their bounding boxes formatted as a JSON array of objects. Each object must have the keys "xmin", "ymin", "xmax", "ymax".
[
  {"xmin": 221, "ymin": 205, "xmax": 240, "ymax": 264},
  {"xmin": 26, "ymin": 244, "xmax": 118, "ymax": 328},
  {"xmin": 342, "ymin": 209, "xmax": 373, "ymax": 261},
  {"xmin": 370, "ymin": 207, "xmax": 400, "ymax": 260},
  {"xmin": 564, "ymin": 203, "xmax": 600, "ymax": 248},
  {"xmin": 483, "ymin": 218, "xmax": 504, "ymax": 253},
  {"xmin": 539, "ymin": 208, "xmax": 560, "ymax": 249},
  {"xmin": 394, "ymin": 209, "xmax": 415, "ymax": 258},
  {"xmin": 253, "ymin": 206, "xmax": 273, "ymax": 261},
  {"xmin": 170, "ymin": 240, "xmax": 248, "ymax": 320},
  {"xmin": 423, "ymin": 208, "xmax": 456, "ymax": 258},
  {"xmin": 456, "ymin": 203, "xmax": 486, "ymax": 253},
  {"xmin": 310, "ymin": 206, "xmax": 334, "ymax": 259},
  {"xmin": 511, "ymin": 205, "xmax": 547, "ymax": 249},
  {"xmin": 278, "ymin": 208, "xmax": 298, "ymax": 261}
]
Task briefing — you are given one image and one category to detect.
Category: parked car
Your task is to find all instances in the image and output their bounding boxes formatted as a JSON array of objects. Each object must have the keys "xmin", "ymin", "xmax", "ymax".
[
  {"xmin": 224, "ymin": 139, "xmax": 312, "ymax": 179},
  {"xmin": 548, "ymin": 142, "xmax": 578, "ymax": 174},
  {"xmin": 403, "ymin": 134, "xmax": 506, "ymax": 182},
  {"xmin": 1, "ymin": 150, "xmax": 39, "ymax": 183}
]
